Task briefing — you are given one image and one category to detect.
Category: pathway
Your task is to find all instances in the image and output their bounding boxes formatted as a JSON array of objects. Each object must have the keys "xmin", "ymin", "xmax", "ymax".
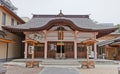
[{"xmin": 39, "ymin": 67, "xmax": 80, "ymax": 74}]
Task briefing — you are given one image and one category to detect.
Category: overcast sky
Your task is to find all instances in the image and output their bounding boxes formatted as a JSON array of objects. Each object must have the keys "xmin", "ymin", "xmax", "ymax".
[{"xmin": 11, "ymin": 0, "xmax": 120, "ymax": 25}]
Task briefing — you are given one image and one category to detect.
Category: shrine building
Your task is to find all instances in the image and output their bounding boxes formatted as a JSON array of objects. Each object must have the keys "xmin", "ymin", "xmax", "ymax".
[{"xmin": 2, "ymin": 11, "xmax": 117, "ymax": 59}]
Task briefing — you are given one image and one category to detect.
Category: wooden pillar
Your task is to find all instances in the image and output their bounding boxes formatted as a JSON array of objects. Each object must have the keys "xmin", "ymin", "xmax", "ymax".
[
  {"xmin": 74, "ymin": 31, "xmax": 78, "ymax": 59},
  {"xmin": 24, "ymin": 43, "xmax": 28, "ymax": 58},
  {"xmin": 105, "ymin": 47, "xmax": 108, "ymax": 59},
  {"xmin": 115, "ymin": 47, "xmax": 117, "ymax": 54},
  {"xmin": 94, "ymin": 32, "xmax": 98, "ymax": 59},
  {"xmin": 44, "ymin": 41, "xmax": 47, "ymax": 59},
  {"xmin": 6, "ymin": 43, "xmax": 8, "ymax": 61},
  {"xmin": 94, "ymin": 43, "xmax": 97, "ymax": 59},
  {"xmin": 86, "ymin": 46, "xmax": 89, "ymax": 62},
  {"xmin": 74, "ymin": 41, "xmax": 77, "ymax": 59},
  {"xmin": 44, "ymin": 30, "xmax": 47, "ymax": 59},
  {"xmin": 32, "ymin": 43, "xmax": 35, "ymax": 61}
]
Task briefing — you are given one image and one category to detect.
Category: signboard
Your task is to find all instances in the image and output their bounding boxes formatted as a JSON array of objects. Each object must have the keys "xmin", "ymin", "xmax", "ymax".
[
  {"xmin": 28, "ymin": 45, "xmax": 34, "ymax": 54},
  {"xmin": 28, "ymin": 32, "xmax": 45, "ymax": 41}
]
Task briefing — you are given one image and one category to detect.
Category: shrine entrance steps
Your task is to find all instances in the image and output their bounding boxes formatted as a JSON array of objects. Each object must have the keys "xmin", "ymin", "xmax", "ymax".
[{"xmin": 12, "ymin": 59, "xmax": 118, "ymax": 66}]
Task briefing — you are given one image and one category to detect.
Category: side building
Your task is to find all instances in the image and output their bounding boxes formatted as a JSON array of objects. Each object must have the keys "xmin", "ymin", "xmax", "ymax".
[
  {"xmin": 96, "ymin": 23, "xmax": 120, "ymax": 60},
  {"xmin": 0, "ymin": 0, "xmax": 25, "ymax": 61}
]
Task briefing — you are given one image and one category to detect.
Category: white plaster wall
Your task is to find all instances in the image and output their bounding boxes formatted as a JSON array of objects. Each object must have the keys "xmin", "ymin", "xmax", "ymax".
[
  {"xmin": 64, "ymin": 31, "xmax": 74, "ymax": 37},
  {"xmin": 47, "ymin": 31, "xmax": 75, "ymax": 41},
  {"xmin": 0, "ymin": 7, "xmax": 22, "ymax": 59},
  {"xmin": 47, "ymin": 31, "xmax": 58, "ymax": 37},
  {"xmin": 77, "ymin": 32, "xmax": 94, "ymax": 38},
  {"xmin": 5, "ymin": 31, "xmax": 21, "ymax": 59},
  {"xmin": 47, "ymin": 37, "xmax": 58, "ymax": 40},
  {"xmin": 0, "ymin": 42, "xmax": 6, "ymax": 59},
  {"xmin": 0, "ymin": 7, "xmax": 19, "ymax": 26}
]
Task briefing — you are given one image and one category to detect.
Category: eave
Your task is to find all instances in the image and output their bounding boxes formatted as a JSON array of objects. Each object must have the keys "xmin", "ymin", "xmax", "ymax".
[
  {"xmin": 2, "ymin": 26, "xmax": 117, "ymax": 39},
  {"xmin": 2, "ymin": 19, "xmax": 118, "ymax": 38}
]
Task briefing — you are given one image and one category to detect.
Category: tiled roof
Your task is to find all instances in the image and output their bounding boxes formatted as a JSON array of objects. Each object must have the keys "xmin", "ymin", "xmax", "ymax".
[
  {"xmin": 97, "ymin": 37, "xmax": 120, "ymax": 46},
  {"xmin": 0, "ymin": 30, "xmax": 6, "ymax": 36},
  {"xmin": 6, "ymin": 15, "xmax": 115, "ymax": 30},
  {"xmin": 0, "ymin": 0, "xmax": 17, "ymax": 11}
]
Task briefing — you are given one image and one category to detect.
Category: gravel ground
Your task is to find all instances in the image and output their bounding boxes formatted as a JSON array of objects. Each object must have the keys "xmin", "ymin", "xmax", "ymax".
[
  {"xmin": 79, "ymin": 65, "xmax": 118, "ymax": 74},
  {"xmin": 2, "ymin": 64, "xmax": 119, "ymax": 74},
  {"xmin": 5, "ymin": 66, "xmax": 43, "ymax": 74}
]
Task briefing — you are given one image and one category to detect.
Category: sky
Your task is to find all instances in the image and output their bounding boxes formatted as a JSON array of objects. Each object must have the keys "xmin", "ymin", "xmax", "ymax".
[{"xmin": 11, "ymin": 0, "xmax": 120, "ymax": 25}]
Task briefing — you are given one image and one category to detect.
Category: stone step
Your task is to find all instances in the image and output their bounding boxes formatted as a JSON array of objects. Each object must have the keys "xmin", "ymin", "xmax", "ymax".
[
  {"xmin": 79, "ymin": 60, "xmax": 116, "ymax": 65},
  {"xmin": 12, "ymin": 59, "xmax": 118, "ymax": 65},
  {"xmin": 41, "ymin": 60, "xmax": 80, "ymax": 65},
  {"xmin": 95, "ymin": 61, "xmax": 117, "ymax": 65}
]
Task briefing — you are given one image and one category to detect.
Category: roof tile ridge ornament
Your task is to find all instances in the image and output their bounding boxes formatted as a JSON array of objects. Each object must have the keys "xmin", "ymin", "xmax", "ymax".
[{"xmin": 57, "ymin": 10, "xmax": 64, "ymax": 17}]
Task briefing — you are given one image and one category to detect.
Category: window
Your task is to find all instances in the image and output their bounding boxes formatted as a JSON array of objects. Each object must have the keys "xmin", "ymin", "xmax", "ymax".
[
  {"xmin": 48, "ymin": 44, "xmax": 56, "ymax": 51},
  {"xmin": 77, "ymin": 44, "xmax": 86, "ymax": 51},
  {"xmin": 64, "ymin": 43, "xmax": 73, "ymax": 51},
  {"xmin": 17, "ymin": 22, "xmax": 19, "ymax": 25},
  {"xmin": 118, "ymin": 47, "xmax": 120, "ymax": 56},
  {"xmin": 58, "ymin": 31, "xmax": 64, "ymax": 40},
  {"xmin": 2, "ymin": 12, "xmax": 6, "ymax": 25},
  {"xmin": 0, "ymin": 35, "xmax": 4, "ymax": 38},
  {"xmin": 48, "ymin": 42, "xmax": 57, "ymax": 51},
  {"xmin": 35, "ymin": 43, "xmax": 44, "ymax": 52},
  {"xmin": 11, "ymin": 18, "xmax": 14, "ymax": 25}
]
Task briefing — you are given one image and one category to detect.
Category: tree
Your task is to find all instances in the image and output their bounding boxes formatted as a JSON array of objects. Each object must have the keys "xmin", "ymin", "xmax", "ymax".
[{"xmin": 115, "ymin": 24, "xmax": 120, "ymax": 33}]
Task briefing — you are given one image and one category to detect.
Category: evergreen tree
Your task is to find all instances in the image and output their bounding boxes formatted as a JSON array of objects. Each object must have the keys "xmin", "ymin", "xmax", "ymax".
[{"xmin": 115, "ymin": 24, "xmax": 120, "ymax": 33}]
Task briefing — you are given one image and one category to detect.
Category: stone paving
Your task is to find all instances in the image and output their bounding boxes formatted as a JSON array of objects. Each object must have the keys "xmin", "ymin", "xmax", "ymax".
[
  {"xmin": 39, "ymin": 67, "xmax": 80, "ymax": 74},
  {"xmin": 0, "ymin": 61, "xmax": 119, "ymax": 74}
]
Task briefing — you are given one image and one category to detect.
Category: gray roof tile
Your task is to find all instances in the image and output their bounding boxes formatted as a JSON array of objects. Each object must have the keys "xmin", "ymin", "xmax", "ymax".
[
  {"xmin": 7, "ymin": 15, "xmax": 115, "ymax": 30},
  {"xmin": 97, "ymin": 37, "xmax": 120, "ymax": 46}
]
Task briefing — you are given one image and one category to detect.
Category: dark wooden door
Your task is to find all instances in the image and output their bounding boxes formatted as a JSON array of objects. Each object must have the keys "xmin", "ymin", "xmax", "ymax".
[
  {"xmin": 34, "ymin": 43, "xmax": 44, "ymax": 58},
  {"xmin": 47, "ymin": 42, "xmax": 56, "ymax": 58},
  {"xmin": 77, "ymin": 44, "xmax": 87, "ymax": 58},
  {"xmin": 64, "ymin": 42, "xmax": 74, "ymax": 58}
]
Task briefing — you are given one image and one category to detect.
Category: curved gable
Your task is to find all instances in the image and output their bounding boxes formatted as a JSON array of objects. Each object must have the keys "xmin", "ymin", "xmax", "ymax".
[{"xmin": 29, "ymin": 19, "xmax": 95, "ymax": 32}]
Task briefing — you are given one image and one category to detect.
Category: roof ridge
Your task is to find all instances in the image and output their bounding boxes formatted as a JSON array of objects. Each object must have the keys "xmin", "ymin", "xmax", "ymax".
[{"xmin": 33, "ymin": 15, "xmax": 89, "ymax": 18}]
